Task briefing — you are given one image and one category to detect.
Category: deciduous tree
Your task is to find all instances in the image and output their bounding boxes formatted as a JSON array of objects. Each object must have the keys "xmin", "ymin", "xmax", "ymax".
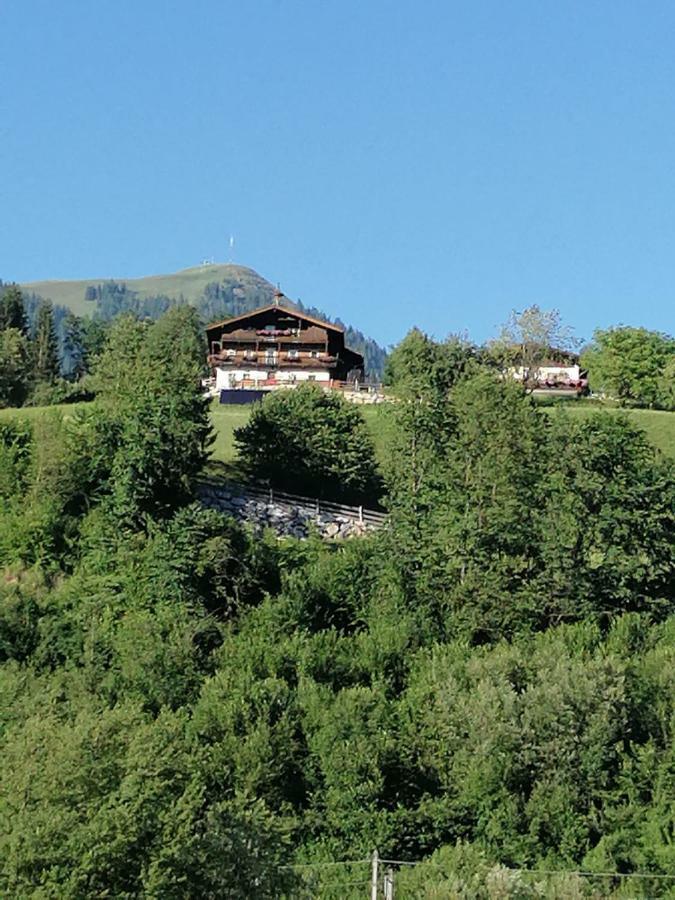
[
  {"xmin": 235, "ymin": 384, "xmax": 381, "ymax": 503},
  {"xmin": 581, "ymin": 326, "xmax": 675, "ymax": 407}
]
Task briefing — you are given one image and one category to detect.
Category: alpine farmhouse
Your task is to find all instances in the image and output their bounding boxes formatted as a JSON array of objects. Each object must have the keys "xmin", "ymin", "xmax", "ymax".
[{"xmin": 206, "ymin": 295, "xmax": 365, "ymax": 395}]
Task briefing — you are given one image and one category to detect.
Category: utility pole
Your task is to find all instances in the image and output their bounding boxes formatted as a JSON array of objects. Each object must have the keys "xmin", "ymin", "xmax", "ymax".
[{"xmin": 371, "ymin": 849, "xmax": 379, "ymax": 900}]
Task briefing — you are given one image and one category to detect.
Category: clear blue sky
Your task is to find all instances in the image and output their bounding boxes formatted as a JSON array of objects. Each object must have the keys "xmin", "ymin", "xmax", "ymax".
[{"xmin": 1, "ymin": 0, "xmax": 674, "ymax": 347}]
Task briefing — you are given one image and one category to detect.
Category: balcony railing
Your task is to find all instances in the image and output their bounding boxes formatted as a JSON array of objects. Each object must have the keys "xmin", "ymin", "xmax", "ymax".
[{"xmin": 209, "ymin": 353, "xmax": 339, "ymax": 368}]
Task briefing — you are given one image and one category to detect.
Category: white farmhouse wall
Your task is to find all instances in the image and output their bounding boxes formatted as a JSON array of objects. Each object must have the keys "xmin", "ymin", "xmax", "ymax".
[
  {"xmin": 510, "ymin": 364, "xmax": 581, "ymax": 382},
  {"xmin": 215, "ymin": 367, "xmax": 331, "ymax": 391},
  {"xmin": 275, "ymin": 370, "xmax": 330, "ymax": 383},
  {"xmin": 215, "ymin": 368, "xmax": 268, "ymax": 390}
]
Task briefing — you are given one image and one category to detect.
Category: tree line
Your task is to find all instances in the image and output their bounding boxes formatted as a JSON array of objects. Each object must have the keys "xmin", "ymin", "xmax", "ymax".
[
  {"xmin": 0, "ymin": 308, "xmax": 673, "ymax": 896},
  {"xmin": 5, "ymin": 273, "xmax": 674, "ymax": 409}
]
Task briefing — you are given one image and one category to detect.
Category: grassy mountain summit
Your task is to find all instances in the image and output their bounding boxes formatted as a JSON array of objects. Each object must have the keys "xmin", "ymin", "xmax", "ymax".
[
  {"xmin": 20, "ymin": 263, "xmax": 387, "ymax": 378},
  {"xmin": 21, "ymin": 264, "xmax": 271, "ymax": 317}
]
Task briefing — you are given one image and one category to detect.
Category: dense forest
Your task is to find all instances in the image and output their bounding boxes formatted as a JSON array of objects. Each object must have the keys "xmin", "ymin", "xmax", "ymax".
[{"xmin": 0, "ymin": 306, "xmax": 673, "ymax": 897}]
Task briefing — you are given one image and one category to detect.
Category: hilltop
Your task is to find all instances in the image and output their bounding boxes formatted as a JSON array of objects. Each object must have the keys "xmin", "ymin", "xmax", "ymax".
[
  {"xmin": 20, "ymin": 263, "xmax": 388, "ymax": 378},
  {"xmin": 21, "ymin": 264, "xmax": 270, "ymax": 317}
]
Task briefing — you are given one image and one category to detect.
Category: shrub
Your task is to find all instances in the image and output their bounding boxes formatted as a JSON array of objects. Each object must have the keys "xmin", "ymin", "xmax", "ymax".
[{"xmin": 234, "ymin": 384, "xmax": 382, "ymax": 503}]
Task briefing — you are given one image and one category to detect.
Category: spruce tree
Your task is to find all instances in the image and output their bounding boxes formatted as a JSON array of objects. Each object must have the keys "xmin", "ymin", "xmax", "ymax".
[
  {"xmin": 0, "ymin": 285, "xmax": 28, "ymax": 335},
  {"xmin": 62, "ymin": 313, "xmax": 86, "ymax": 379},
  {"xmin": 33, "ymin": 301, "xmax": 60, "ymax": 383}
]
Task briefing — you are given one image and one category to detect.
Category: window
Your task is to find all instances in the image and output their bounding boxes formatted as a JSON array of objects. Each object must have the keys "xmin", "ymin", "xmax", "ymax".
[
  {"xmin": 310, "ymin": 350, "xmax": 320, "ymax": 359},
  {"xmin": 308, "ymin": 375, "xmax": 317, "ymax": 381},
  {"xmin": 225, "ymin": 348, "xmax": 236, "ymax": 357},
  {"xmin": 288, "ymin": 349, "xmax": 299, "ymax": 359}
]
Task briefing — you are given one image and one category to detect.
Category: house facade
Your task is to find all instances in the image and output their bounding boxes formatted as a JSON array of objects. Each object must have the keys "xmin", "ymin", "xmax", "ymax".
[
  {"xmin": 510, "ymin": 360, "xmax": 583, "ymax": 386},
  {"xmin": 505, "ymin": 351, "xmax": 589, "ymax": 394},
  {"xmin": 206, "ymin": 297, "xmax": 365, "ymax": 393}
]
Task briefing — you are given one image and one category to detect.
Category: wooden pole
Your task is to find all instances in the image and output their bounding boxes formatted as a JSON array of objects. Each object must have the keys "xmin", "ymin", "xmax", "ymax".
[
  {"xmin": 384, "ymin": 866, "xmax": 394, "ymax": 900},
  {"xmin": 371, "ymin": 849, "xmax": 379, "ymax": 900}
]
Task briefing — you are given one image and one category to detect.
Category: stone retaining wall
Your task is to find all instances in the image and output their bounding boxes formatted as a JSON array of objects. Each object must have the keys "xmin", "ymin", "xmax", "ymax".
[{"xmin": 197, "ymin": 481, "xmax": 383, "ymax": 539}]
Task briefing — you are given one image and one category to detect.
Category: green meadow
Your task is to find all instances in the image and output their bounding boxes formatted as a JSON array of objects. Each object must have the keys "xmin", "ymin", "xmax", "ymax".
[{"xmin": 1, "ymin": 399, "xmax": 673, "ymax": 467}]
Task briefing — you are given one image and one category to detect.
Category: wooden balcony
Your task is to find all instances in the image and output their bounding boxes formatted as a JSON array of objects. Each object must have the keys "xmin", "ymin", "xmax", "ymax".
[{"xmin": 209, "ymin": 352, "xmax": 339, "ymax": 370}]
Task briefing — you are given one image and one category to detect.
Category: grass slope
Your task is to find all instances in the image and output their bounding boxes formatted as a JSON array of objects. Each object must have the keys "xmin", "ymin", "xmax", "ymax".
[
  {"xmin": 20, "ymin": 264, "xmax": 271, "ymax": 318},
  {"xmin": 1, "ymin": 401, "xmax": 673, "ymax": 471},
  {"xmin": 208, "ymin": 401, "xmax": 395, "ymax": 479},
  {"xmin": 544, "ymin": 404, "xmax": 675, "ymax": 458}
]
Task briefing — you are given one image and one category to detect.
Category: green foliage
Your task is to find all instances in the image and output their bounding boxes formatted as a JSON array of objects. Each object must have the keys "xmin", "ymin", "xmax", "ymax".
[
  {"xmin": 0, "ymin": 699, "xmax": 294, "ymax": 897},
  {"xmin": 85, "ymin": 307, "xmax": 213, "ymax": 524},
  {"xmin": 384, "ymin": 369, "xmax": 675, "ymax": 641},
  {"xmin": 32, "ymin": 299, "xmax": 61, "ymax": 383},
  {"xmin": 24, "ymin": 376, "xmax": 94, "ymax": 407},
  {"xmin": 0, "ymin": 328, "xmax": 30, "ymax": 408},
  {"xmin": 0, "ymin": 285, "xmax": 28, "ymax": 335},
  {"xmin": 234, "ymin": 384, "xmax": 381, "ymax": 502},
  {"xmin": 384, "ymin": 327, "xmax": 478, "ymax": 394},
  {"xmin": 1, "ymin": 313, "xmax": 674, "ymax": 894},
  {"xmin": 0, "ymin": 419, "xmax": 32, "ymax": 499},
  {"xmin": 656, "ymin": 355, "xmax": 675, "ymax": 410},
  {"xmin": 0, "ymin": 413, "xmax": 90, "ymax": 569},
  {"xmin": 539, "ymin": 413, "xmax": 675, "ymax": 623},
  {"xmin": 581, "ymin": 326, "xmax": 675, "ymax": 408}
]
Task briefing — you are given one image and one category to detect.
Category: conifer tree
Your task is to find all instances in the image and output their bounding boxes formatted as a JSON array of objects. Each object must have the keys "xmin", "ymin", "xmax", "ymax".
[
  {"xmin": 32, "ymin": 301, "xmax": 60, "ymax": 383},
  {"xmin": 0, "ymin": 285, "xmax": 28, "ymax": 335},
  {"xmin": 62, "ymin": 313, "xmax": 86, "ymax": 379},
  {"xmin": 0, "ymin": 328, "xmax": 30, "ymax": 407}
]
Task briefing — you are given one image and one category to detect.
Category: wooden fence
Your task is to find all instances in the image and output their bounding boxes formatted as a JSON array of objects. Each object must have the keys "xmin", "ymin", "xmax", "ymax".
[{"xmin": 198, "ymin": 477, "xmax": 388, "ymax": 528}]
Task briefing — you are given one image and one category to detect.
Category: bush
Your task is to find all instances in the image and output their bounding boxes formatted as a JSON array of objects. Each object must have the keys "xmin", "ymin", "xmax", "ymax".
[
  {"xmin": 25, "ymin": 378, "xmax": 95, "ymax": 408},
  {"xmin": 234, "ymin": 384, "xmax": 382, "ymax": 503}
]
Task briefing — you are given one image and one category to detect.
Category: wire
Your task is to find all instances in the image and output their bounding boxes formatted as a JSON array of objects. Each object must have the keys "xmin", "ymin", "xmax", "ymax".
[
  {"xmin": 281, "ymin": 858, "xmax": 370, "ymax": 870},
  {"xmin": 520, "ymin": 869, "xmax": 675, "ymax": 881},
  {"xmin": 379, "ymin": 859, "xmax": 675, "ymax": 880}
]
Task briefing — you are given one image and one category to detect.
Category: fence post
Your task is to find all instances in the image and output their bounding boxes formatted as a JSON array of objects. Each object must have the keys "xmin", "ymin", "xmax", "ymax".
[
  {"xmin": 359, "ymin": 505, "xmax": 363, "ymax": 524},
  {"xmin": 269, "ymin": 486, "xmax": 273, "ymax": 503},
  {"xmin": 384, "ymin": 866, "xmax": 394, "ymax": 900},
  {"xmin": 371, "ymin": 850, "xmax": 379, "ymax": 900}
]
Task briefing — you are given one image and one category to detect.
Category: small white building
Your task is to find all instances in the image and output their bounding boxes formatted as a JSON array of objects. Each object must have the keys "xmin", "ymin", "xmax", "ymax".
[{"xmin": 510, "ymin": 361, "xmax": 582, "ymax": 385}]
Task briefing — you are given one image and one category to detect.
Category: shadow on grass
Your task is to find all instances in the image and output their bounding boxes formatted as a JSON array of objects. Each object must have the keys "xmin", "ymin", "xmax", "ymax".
[{"xmin": 202, "ymin": 458, "xmax": 248, "ymax": 483}]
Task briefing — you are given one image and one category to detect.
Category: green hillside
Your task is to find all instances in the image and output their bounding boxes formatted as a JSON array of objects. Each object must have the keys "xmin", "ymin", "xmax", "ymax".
[{"xmin": 21, "ymin": 264, "xmax": 271, "ymax": 318}]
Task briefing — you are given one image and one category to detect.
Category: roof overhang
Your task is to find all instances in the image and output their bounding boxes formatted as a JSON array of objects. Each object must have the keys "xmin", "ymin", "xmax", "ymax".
[{"xmin": 206, "ymin": 302, "xmax": 345, "ymax": 335}]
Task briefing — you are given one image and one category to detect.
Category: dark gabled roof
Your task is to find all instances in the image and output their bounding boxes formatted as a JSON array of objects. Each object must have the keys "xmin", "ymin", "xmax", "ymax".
[{"xmin": 206, "ymin": 302, "xmax": 344, "ymax": 335}]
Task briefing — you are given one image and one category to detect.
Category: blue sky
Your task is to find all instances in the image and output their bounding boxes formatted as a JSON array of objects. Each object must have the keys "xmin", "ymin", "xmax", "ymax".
[{"xmin": 1, "ymin": 0, "xmax": 674, "ymax": 347}]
